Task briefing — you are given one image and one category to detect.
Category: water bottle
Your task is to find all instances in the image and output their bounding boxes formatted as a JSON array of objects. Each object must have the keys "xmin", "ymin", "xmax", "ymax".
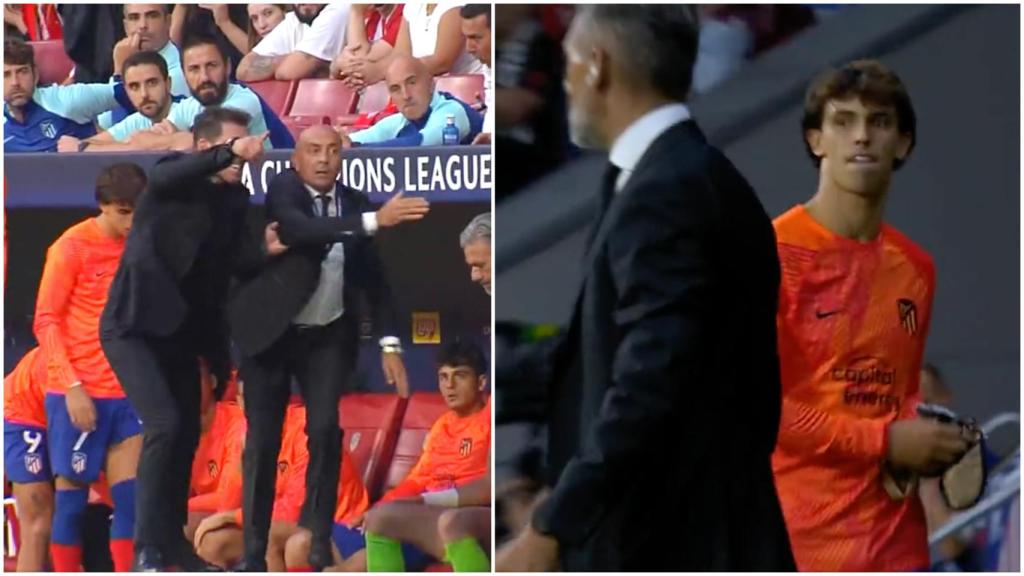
[{"xmin": 442, "ymin": 114, "xmax": 459, "ymax": 145}]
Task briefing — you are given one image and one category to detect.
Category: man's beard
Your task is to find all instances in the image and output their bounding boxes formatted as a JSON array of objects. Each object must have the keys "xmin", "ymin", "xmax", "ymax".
[
  {"xmin": 192, "ymin": 79, "xmax": 228, "ymax": 106},
  {"xmin": 295, "ymin": 5, "xmax": 324, "ymax": 25}
]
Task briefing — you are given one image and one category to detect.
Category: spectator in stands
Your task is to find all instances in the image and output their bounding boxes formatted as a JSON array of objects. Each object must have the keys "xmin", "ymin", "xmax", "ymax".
[
  {"xmin": 236, "ymin": 3, "xmax": 350, "ymax": 81},
  {"xmin": 127, "ymin": 34, "xmax": 293, "ymax": 150},
  {"xmin": 3, "ymin": 38, "xmax": 133, "ymax": 153},
  {"xmin": 336, "ymin": 1, "xmax": 484, "ymax": 89},
  {"xmin": 58, "ymin": 4, "xmax": 124, "ymax": 83},
  {"xmin": 343, "ymin": 56, "xmax": 483, "ymax": 148},
  {"xmin": 461, "ymin": 4, "xmax": 492, "ymax": 145},
  {"xmin": 460, "ymin": 212, "xmax": 491, "ymax": 295},
  {"xmin": 170, "ymin": 4, "xmax": 252, "ymax": 74},
  {"xmin": 331, "ymin": 4, "xmax": 405, "ymax": 85},
  {"xmin": 5, "ymin": 4, "xmax": 62, "ymax": 41},
  {"xmin": 692, "ymin": 6, "xmax": 753, "ymax": 95},
  {"xmin": 493, "ymin": 4, "xmax": 566, "ymax": 198},
  {"xmin": 58, "ymin": 50, "xmax": 182, "ymax": 152},
  {"xmin": 247, "ymin": 4, "xmax": 291, "ymax": 49},
  {"xmin": 3, "ymin": 348, "xmax": 52, "ymax": 572},
  {"xmin": 97, "ymin": 5, "xmax": 191, "ymax": 132}
]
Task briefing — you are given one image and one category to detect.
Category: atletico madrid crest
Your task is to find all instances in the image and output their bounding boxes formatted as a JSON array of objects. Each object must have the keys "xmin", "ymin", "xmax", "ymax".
[
  {"xmin": 897, "ymin": 299, "xmax": 918, "ymax": 336},
  {"xmin": 72, "ymin": 451, "xmax": 88, "ymax": 474},
  {"xmin": 459, "ymin": 438, "xmax": 472, "ymax": 457},
  {"xmin": 24, "ymin": 453, "xmax": 42, "ymax": 475}
]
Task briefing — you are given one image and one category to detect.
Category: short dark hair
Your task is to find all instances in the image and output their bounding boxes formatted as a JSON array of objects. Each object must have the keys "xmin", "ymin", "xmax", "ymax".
[
  {"xmin": 192, "ymin": 106, "xmax": 251, "ymax": 145},
  {"xmin": 437, "ymin": 338, "xmax": 487, "ymax": 378},
  {"xmin": 122, "ymin": 4, "xmax": 171, "ymax": 15},
  {"xmin": 460, "ymin": 4, "xmax": 490, "ymax": 26},
  {"xmin": 802, "ymin": 59, "xmax": 916, "ymax": 170},
  {"xmin": 123, "ymin": 50, "xmax": 169, "ymax": 79},
  {"xmin": 576, "ymin": 5, "xmax": 699, "ymax": 102},
  {"xmin": 4, "ymin": 38, "xmax": 35, "ymax": 69},
  {"xmin": 180, "ymin": 33, "xmax": 227, "ymax": 64},
  {"xmin": 95, "ymin": 162, "xmax": 147, "ymax": 206}
]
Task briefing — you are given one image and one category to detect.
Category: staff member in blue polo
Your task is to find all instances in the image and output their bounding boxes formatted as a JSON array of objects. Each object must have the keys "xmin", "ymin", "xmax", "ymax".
[{"xmin": 344, "ymin": 55, "xmax": 483, "ymax": 148}]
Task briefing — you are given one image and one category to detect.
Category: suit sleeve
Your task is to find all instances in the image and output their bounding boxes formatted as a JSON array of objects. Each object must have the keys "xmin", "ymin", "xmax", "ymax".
[
  {"xmin": 148, "ymin": 145, "xmax": 236, "ymax": 200},
  {"xmin": 532, "ymin": 171, "xmax": 717, "ymax": 545},
  {"xmin": 266, "ymin": 173, "xmax": 371, "ymax": 246},
  {"xmin": 353, "ymin": 191, "xmax": 399, "ymax": 339},
  {"xmin": 32, "ymin": 238, "xmax": 82, "ymax": 390}
]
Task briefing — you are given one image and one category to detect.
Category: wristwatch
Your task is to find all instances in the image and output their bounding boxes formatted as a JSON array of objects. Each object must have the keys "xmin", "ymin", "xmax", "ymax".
[{"xmin": 380, "ymin": 336, "xmax": 403, "ymax": 354}]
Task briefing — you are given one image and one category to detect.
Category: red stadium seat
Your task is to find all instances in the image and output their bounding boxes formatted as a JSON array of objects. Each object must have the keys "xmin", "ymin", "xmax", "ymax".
[
  {"xmin": 357, "ymin": 81, "xmax": 391, "ymax": 114},
  {"xmin": 340, "ymin": 393, "xmax": 405, "ymax": 501},
  {"xmin": 435, "ymin": 74, "xmax": 484, "ymax": 107},
  {"xmin": 29, "ymin": 40, "xmax": 74, "ymax": 86},
  {"xmin": 381, "ymin": 393, "xmax": 449, "ymax": 497},
  {"xmin": 4, "ymin": 480, "xmax": 19, "ymax": 571},
  {"xmin": 246, "ymin": 80, "xmax": 296, "ymax": 117},
  {"xmin": 288, "ymin": 79, "xmax": 358, "ymax": 119}
]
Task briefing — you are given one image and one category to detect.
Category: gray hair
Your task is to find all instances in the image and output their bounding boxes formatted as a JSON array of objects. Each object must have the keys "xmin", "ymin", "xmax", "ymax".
[
  {"xmin": 459, "ymin": 212, "xmax": 491, "ymax": 247},
  {"xmin": 574, "ymin": 5, "xmax": 700, "ymax": 101}
]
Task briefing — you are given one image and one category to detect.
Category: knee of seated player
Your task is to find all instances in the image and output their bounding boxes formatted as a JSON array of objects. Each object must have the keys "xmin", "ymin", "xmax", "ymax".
[
  {"xmin": 436, "ymin": 509, "xmax": 469, "ymax": 542},
  {"xmin": 364, "ymin": 503, "xmax": 406, "ymax": 536},
  {"xmin": 25, "ymin": 511, "xmax": 53, "ymax": 542},
  {"xmin": 196, "ymin": 528, "xmax": 237, "ymax": 564},
  {"xmin": 15, "ymin": 483, "xmax": 54, "ymax": 519},
  {"xmin": 268, "ymin": 521, "xmax": 296, "ymax": 553},
  {"xmin": 284, "ymin": 528, "xmax": 312, "ymax": 568}
]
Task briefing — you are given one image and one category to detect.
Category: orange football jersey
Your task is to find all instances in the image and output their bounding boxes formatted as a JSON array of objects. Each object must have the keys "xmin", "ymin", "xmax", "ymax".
[
  {"xmin": 3, "ymin": 347, "xmax": 48, "ymax": 427},
  {"xmin": 190, "ymin": 402, "xmax": 246, "ymax": 511},
  {"xmin": 383, "ymin": 398, "xmax": 491, "ymax": 502},
  {"xmin": 33, "ymin": 218, "xmax": 125, "ymax": 398},
  {"xmin": 771, "ymin": 205, "xmax": 934, "ymax": 571}
]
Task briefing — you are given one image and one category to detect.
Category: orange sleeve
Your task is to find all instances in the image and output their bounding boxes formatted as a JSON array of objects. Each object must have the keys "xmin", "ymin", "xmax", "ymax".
[
  {"xmin": 379, "ymin": 424, "xmax": 438, "ymax": 503},
  {"xmin": 189, "ymin": 492, "xmax": 221, "ymax": 512},
  {"xmin": 33, "ymin": 239, "xmax": 82, "ymax": 390},
  {"xmin": 777, "ymin": 397, "xmax": 889, "ymax": 462}
]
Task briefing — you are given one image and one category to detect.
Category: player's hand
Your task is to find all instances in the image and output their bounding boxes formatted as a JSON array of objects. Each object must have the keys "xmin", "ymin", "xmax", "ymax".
[
  {"xmin": 66, "ymin": 386, "xmax": 98, "ymax": 432},
  {"xmin": 471, "ymin": 132, "xmax": 491, "ymax": 146},
  {"xmin": 57, "ymin": 135, "xmax": 82, "ymax": 153},
  {"xmin": 471, "ymin": 91, "xmax": 486, "ymax": 113},
  {"xmin": 230, "ymin": 131, "xmax": 269, "ymax": 162},
  {"xmin": 150, "ymin": 119, "xmax": 178, "ymax": 135},
  {"xmin": 264, "ymin": 221, "xmax": 289, "ymax": 256},
  {"xmin": 112, "ymin": 32, "xmax": 142, "ymax": 74},
  {"xmin": 495, "ymin": 524, "xmax": 560, "ymax": 572},
  {"xmin": 194, "ymin": 511, "xmax": 238, "ymax": 550},
  {"xmin": 887, "ymin": 418, "xmax": 969, "ymax": 476},
  {"xmin": 381, "ymin": 352, "xmax": 410, "ymax": 398},
  {"xmin": 376, "ymin": 192, "xmax": 430, "ymax": 228},
  {"xmin": 198, "ymin": 4, "xmax": 230, "ymax": 26}
]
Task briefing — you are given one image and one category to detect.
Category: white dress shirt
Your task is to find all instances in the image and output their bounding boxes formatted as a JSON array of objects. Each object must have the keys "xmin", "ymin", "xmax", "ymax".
[
  {"xmin": 608, "ymin": 103, "xmax": 692, "ymax": 193},
  {"xmin": 292, "ymin": 184, "xmax": 378, "ymax": 326}
]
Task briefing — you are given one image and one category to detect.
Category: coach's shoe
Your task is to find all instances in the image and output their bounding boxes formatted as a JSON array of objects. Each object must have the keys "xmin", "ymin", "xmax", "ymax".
[{"xmin": 132, "ymin": 546, "xmax": 168, "ymax": 572}]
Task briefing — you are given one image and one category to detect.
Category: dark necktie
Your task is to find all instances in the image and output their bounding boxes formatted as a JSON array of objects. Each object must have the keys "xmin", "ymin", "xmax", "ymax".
[
  {"xmin": 316, "ymin": 193, "xmax": 331, "ymax": 218},
  {"xmin": 585, "ymin": 161, "xmax": 621, "ymax": 254}
]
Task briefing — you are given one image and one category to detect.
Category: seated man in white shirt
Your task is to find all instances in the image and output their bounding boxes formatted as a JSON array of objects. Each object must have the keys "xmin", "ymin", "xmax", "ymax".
[
  {"xmin": 236, "ymin": 3, "xmax": 350, "ymax": 81},
  {"xmin": 343, "ymin": 56, "xmax": 482, "ymax": 148},
  {"xmin": 58, "ymin": 51, "xmax": 182, "ymax": 152}
]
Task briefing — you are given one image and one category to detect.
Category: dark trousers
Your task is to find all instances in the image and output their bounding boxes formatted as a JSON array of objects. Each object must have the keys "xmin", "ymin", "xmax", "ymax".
[
  {"xmin": 101, "ymin": 333, "xmax": 201, "ymax": 554},
  {"xmin": 239, "ymin": 315, "xmax": 356, "ymax": 566}
]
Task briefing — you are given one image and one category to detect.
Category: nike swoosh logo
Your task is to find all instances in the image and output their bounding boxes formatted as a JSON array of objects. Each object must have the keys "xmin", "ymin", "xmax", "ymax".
[{"xmin": 815, "ymin": 309, "xmax": 842, "ymax": 319}]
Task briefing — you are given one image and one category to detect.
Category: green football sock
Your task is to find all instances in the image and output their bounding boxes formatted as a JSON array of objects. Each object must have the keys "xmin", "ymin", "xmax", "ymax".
[
  {"xmin": 365, "ymin": 532, "xmax": 405, "ymax": 572},
  {"xmin": 443, "ymin": 537, "xmax": 490, "ymax": 572}
]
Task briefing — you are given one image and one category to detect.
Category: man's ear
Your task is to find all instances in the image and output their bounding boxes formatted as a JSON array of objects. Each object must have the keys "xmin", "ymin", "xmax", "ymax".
[{"xmin": 805, "ymin": 129, "xmax": 824, "ymax": 161}]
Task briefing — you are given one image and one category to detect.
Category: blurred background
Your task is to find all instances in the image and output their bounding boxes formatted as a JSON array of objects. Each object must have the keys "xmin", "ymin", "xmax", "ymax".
[{"xmin": 493, "ymin": 4, "xmax": 1019, "ymax": 570}]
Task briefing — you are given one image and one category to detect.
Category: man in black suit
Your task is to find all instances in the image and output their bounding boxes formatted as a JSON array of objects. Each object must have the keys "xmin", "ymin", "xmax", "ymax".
[
  {"xmin": 100, "ymin": 107, "xmax": 283, "ymax": 571},
  {"xmin": 495, "ymin": 6, "xmax": 795, "ymax": 571},
  {"xmin": 228, "ymin": 125, "xmax": 429, "ymax": 570}
]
